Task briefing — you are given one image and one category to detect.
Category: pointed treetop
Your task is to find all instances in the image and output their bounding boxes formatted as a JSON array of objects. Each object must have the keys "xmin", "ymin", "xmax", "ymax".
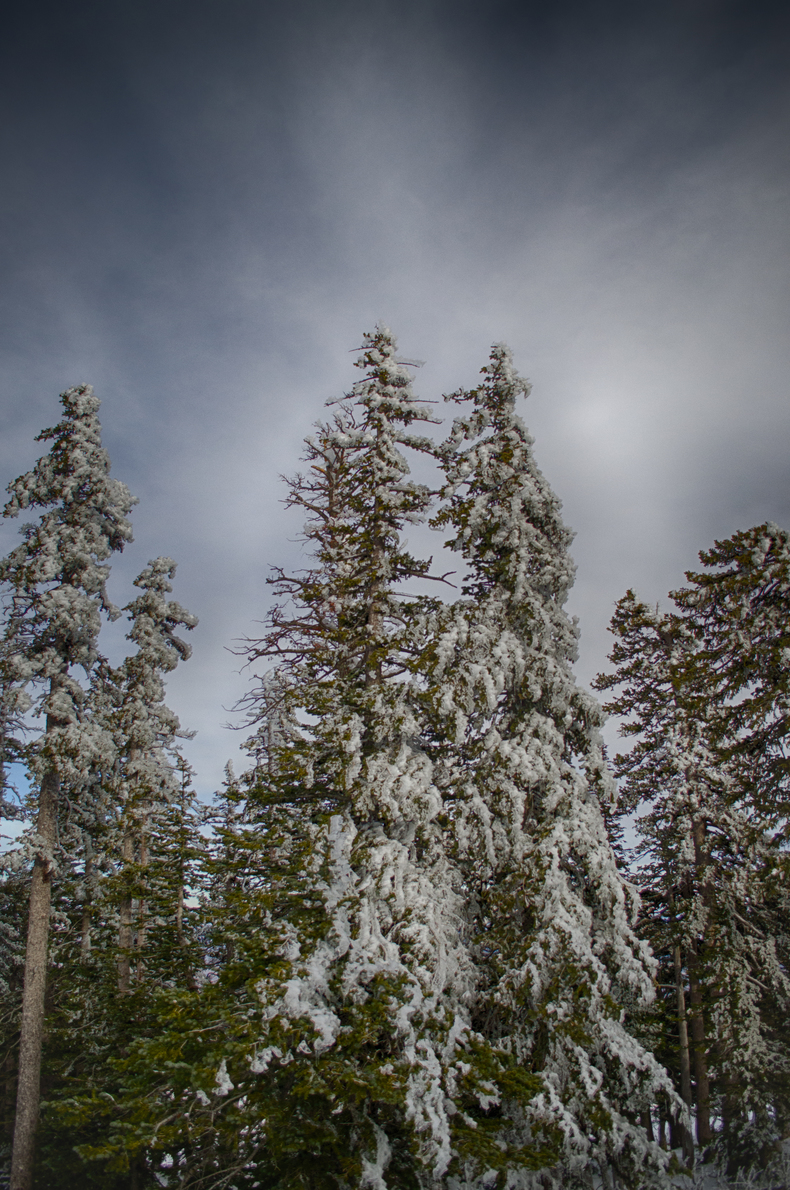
[
  {"xmin": 1, "ymin": 384, "xmax": 136, "ymax": 596},
  {"xmin": 346, "ymin": 324, "xmax": 437, "ymax": 429},
  {"xmin": 437, "ymin": 342, "xmax": 575, "ymax": 610},
  {"xmin": 477, "ymin": 341, "xmax": 531, "ymax": 420},
  {"xmin": 0, "ymin": 385, "xmax": 137, "ymax": 695},
  {"xmin": 126, "ymin": 557, "xmax": 198, "ymax": 673},
  {"xmin": 5, "ymin": 384, "xmax": 135, "ymax": 545}
]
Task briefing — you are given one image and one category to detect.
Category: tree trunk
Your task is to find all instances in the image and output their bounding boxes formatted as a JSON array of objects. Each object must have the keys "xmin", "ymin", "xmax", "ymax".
[
  {"xmin": 176, "ymin": 881, "xmax": 184, "ymax": 947},
  {"xmin": 118, "ymin": 827, "xmax": 134, "ymax": 993},
  {"xmin": 657, "ymin": 1106, "xmax": 667, "ymax": 1150},
  {"xmin": 690, "ymin": 818, "xmax": 713, "ymax": 1147},
  {"xmin": 688, "ymin": 952, "xmax": 712, "ymax": 1145},
  {"xmin": 10, "ymin": 763, "xmax": 59, "ymax": 1190},
  {"xmin": 135, "ymin": 830, "xmax": 148, "ymax": 983},
  {"xmin": 673, "ymin": 944, "xmax": 695, "ymax": 1163},
  {"xmin": 80, "ymin": 835, "xmax": 93, "ymax": 961}
]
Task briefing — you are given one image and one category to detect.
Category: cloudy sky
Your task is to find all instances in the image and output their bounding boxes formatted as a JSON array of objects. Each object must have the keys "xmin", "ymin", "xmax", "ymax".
[{"xmin": 1, "ymin": 0, "xmax": 789, "ymax": 793}]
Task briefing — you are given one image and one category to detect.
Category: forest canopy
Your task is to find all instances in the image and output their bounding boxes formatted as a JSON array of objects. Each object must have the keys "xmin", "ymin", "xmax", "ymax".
[{"xmin": 0, "ymin": 328, "xmax": 788, "ymax": 1190}]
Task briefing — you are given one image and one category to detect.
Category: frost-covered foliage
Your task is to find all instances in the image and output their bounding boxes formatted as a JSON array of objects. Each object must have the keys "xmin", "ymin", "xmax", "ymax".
[
  {"xmin": 677, "ymin": 524, "xmax": 790, "ymax": 824},
  {"xmin": 0, "ymin": 384, "xmax": 137, "ymax": 1190},
  {"xmin": 597, "ymin": 527, "xmax": 790, "ymax": 1179},
  {"xmin": 84, "ymin": 332, "xmax": 675, "ymax": 1190},
  {"xmin": 427, "ymin": 347, "xmax": 674, "ymax": 1188},
  {"xmin": 82, "ymin": 557, "xmax": 200, "ymax": 983},
  {"xmin": 0, "ymin": 383, "xmax": 137, "ymax": 816},
  {"xmin": 104, "ymin": 556, "xmax": 197, "ymax": 770},
  {"xmin": 15, "ymin": 338, "xmax": 785, "ymax": 1190},
  {"xmin": 0, "ymin": 390, "xmax": 208, "ymax": 1190},
  {"xmin": 206, "ymin": 327, "xmax": 536, "ymax": 1189},
  {"xmin": 27, "ymin": 563, "xmax": 203, "ymax": 1188}
]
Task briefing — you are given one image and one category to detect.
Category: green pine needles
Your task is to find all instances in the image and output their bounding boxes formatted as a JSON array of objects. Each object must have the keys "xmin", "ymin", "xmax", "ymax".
[{"xmin": 2, "ymin": 332, "xmax": 786, "ymax": 1189}]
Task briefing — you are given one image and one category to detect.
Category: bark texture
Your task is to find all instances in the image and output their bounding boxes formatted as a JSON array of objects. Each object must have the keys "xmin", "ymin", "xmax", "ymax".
[
  {"xmin": 674, "ymin": 943, "xmax": 695, "ymax": 1162},
  {"xmin": 10, "ymin": 766, "xmax": 59, "ymax": 1190},
  {"xmin": 118, "ymin": 828, "xmax": 134, "ymax": 993}
]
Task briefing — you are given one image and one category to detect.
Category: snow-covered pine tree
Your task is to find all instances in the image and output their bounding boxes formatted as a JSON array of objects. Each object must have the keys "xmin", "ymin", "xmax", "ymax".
[
  {"xmin": 675, "ymin": 524, "xmax": 790, "ymax": 835},
  {"xmin": 597, "ymin": 546, "xmax": 790, "ymax": 1179},
  {"xmin": 0, "ymin": 641, "xmax": 32, "ymax": 1170},
  {"xmin": 214, "ymin": 325, "xmax": 540, "ymax": 1189},
  {"xmin": 674, "ymin": 527, "xmax": 790, "ymax": 1171},
  {"xmin": 594, "ymin": 595, "xmax": 722, "ymax": 1163},
  {"xmin": 37, "ymin": 559, "xmax": 201, "ymax": 1190},
  {"xmin": 0, "ymin": 385, "xmax": 135, "ymax": 1190},
  {"xmin": 98, "ymin": 556, "xmax": 199, "ymax": 992},
  {"xmin": 101, "ymin": 327, "xmax": 547, "ymax": 1190},
  {"xmin": 428, "ymin": 346, "xmax": 673, "ymax": 1188}
]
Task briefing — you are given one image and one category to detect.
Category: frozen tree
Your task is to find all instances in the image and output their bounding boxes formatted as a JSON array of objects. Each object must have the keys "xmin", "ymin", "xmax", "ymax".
[
  {"xmin": 595, "ymin": 596, "xmax": 724, "ymax": 1162},
  {"xmin": 597, "ymin": 525, "xmax": 790, "ymax": 1180},
  {"xmin": 34, "ymin": 560, "xmax": 201, "ymax": 1190},
  {"xmin": 676, "ymin": 524, "xmax": 790, "ymax": 833},
  {"xmin": 597, "ymin": 528, "xmax": 790, "ymax": 1178},
  {"xmin": 0, "ymin": 386, "xmax": 135, "ymax": 1190},
  {"xmin": 427, "ymin": 346, "xmax": 673, "ymax": 1188},
  {"xmin": 96, "ymin": 557, "xmax": 198, "ymax": 992},
  {"xmin": 85, "ymin": 329, "xmax": 550, "ymax": 1189},
  {"xmin": 214, "ymin": 326, "xmax": 529, "ymax": 1188}
]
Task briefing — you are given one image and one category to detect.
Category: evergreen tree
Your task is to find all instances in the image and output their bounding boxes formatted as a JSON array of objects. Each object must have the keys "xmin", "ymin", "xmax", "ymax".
[
  {"xmin": 82, "ymin": 329, "xmax": 552, "ymax": 1189},
  {"xmin": 427, "ymin": 346, "xmax": 673, "ymax": 1188},
  {"xmin": 0, "ymin": 639, "xmax": 32, "ymax": 1171},
  {"xmin": 596, "ymin": 535, "xmax": 790, "ymax": 1178},
  {"xmin": 210, "ymin": 326, "xmax": 522, "ymax": 1188},
  {"xmin": 676, "ymin": 523, "xmax": 790, "ymax": 828},
  {"xmin": 98, "ymin": 556, "xmax": 199, "ymax": 993},
  {"xmin": 676, "ymin": 525, "xmax": 790, "ymax": 1170},
  {"xmin": 37, "ymin": 558, "xmax": 200, "ymax": 1190},
  {"xmin": 0, "ymin": 385, "xmax": 135, "ymax": 1190}
]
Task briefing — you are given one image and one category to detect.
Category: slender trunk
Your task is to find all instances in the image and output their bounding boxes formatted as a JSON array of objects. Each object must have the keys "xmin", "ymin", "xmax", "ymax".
[
  {"xmin": 118, "ymin": 828, "xmax": 134, "ymax": 993},
  {"xmin": 640, "ymin": 1108, "xmax": 655, "ymax": 1144},
  {"xmin": 80, "ymin": 835, "xmax": 93, "ymax": 961},
  {"xmin": 688, "ymin": 950, "xmax": 712, "ymax": 1145},
  {"xmin": 79, "ymin": 904, "xmax": 91, "ymax": 959},
  {"xmin": 721, "ymin": 1076, "xmax": 741, "ymax": 1177},
  {"xmin": 176, "ymin": 782, "xmax": 187, "ymax": 948},
  {"xmin": 673, "ymin": 944, "xmax": 695, "ymax": 1163},
  {"xmin": 10, "ymin": 761, "xmax": 59, "ymax": 1190},
  {"xmin": 135, "ymin": 830, "xmax": 148, "ymax": 983},
  {"xmin": 176, "ymin": 882, "xmax": 184, "ymax": 947},
  {"xmin": 690, "ymin": 818, "xmax": 712, "ymax": 1146}
]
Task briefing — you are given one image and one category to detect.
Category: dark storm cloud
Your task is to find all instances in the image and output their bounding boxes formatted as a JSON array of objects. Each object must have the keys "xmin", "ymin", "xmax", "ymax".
[{"xmin": 1, "ymin": 0, "xmax": 789, "ymax": 785}]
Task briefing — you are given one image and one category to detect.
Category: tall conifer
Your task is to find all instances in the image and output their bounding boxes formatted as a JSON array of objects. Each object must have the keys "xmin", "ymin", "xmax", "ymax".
[
  {"xmin": 99, "ymin": 557, "xmax": 198, "ymax": 992},
  {"xmin": 220, "ymin": 327, "xmax": 505, "ymax": 1188},
  {"xmin": 429, "ymin": 346, "xmax": 672, "ymax": 1187},
  {"xmin": 0, "ymin": 386, "xmax": 135, "ymax": 1189},
  {"xmin": 597, "ymin": 527, "xmax": 790, "ymax": 1177}
]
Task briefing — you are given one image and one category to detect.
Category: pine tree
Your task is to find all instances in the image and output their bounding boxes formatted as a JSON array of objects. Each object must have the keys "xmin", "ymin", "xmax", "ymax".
[
  {"xmin": 85, "ymin": 329, "xmax": 553, "ymax": 1189},
  {"xmin": 675, "ymin": 523, "xmax": 790, "ymax": 829},
  {"xmin": 0, "ymin": 385, "xmax": 135, "ymax": 1190},
  {"xmin": 98, "ymin": 556, "xmax": 199, "ymax": 993},
  {"xmin": 594, "ymin": 595, "xmax": 720, "ymax": 1162},
  {"xmin": 35, "ymin": 558, "xmax": 200, "ymax": 1190},
  {"xmin": 596, "ymin": 535, "xmax": 790, "ymax": 1178},
  {"xmin": 675, "ymin": 526, "xmax": 790, "ymax": 1170},
  {"xmin": 427, "ymin": 346, "xmax": 673, "ymax": 1188},
  {"xmin": 213, "ymin": 326, "xmax": 510, "ymax": 1188},
  {"xmin": 0, "ymin": 640, "xmax": 32, "ymax": 1172}
]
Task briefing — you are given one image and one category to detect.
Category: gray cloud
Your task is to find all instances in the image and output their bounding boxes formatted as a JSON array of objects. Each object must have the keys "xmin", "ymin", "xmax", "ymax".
[{"xmin": 1, "ymin": 0, "xmax": 788, "ymax": 787}]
